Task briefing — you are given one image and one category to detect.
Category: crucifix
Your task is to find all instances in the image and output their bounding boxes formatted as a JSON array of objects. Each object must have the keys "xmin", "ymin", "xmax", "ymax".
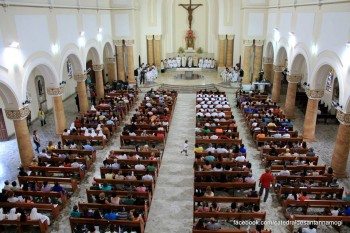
[{"xmin": 179, "ymin": 0, "xmax": 203, "ymax": 30}]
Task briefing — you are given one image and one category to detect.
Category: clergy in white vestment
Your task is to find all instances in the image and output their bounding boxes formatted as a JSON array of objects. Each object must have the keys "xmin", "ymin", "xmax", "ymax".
[
  {"xmin": 181, "ymin": 55, "xmax": 187, "ymax": 67},
  {"xmin": 188, "ymin": 56, "xmax": 193, "ymax": 67},
  {"xmin": 198, "ymin": 58, "xmax": 203, "ymax": 68},
  {"xmin": 163, "ymin": 59, "xmax": 168, "ymax": 69},
  {"xmin": 176, "ymin": 55, "xmax": 181, "ymax": 67},
  {"xmin": 193, "ymin": 55, "xmax": 198, "ymax": 67},
  {"xmin": 160, "ymin": 60, "xmax": 165, "ymax": 73},
  {"xmin": 152, "ymin": 66, "xmax": 158, "ymax": 79},
  {"xmin": 221, "ymin": 68, "xmax": 228, "ymax": 82},
  {"xmin": 210, "ymin": 59, "xmax": 215, "ymax": 69},
  {"xmin": 204, "ymin": 58, "xmax": 210, "ymax": 68},
  {"xmin": 172, "ymin": 58, "xmax": 177, "ymax": 68}
]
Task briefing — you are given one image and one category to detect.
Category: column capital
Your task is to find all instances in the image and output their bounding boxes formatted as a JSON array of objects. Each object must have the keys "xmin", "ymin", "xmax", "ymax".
[
  {"xmin": 305, "ymin": 88, "xmax": 324, "ymax": 99},
  {"xmin": 255, "ymin": 40, "xmax": 264, "ymax": 46},
  {"xmin": 287, "ymin": 74, "xmax": 302, "ymax": 83},
  {"xmin": 125, "ymin": 40, "xmax": 134, "ymax": 46},
  {"xmin": 218, "ymin": 35, "xmax": 226, "ymax": 40},
  {"xmin": 46, "ymin": 86, "xmax": 64, "ymax": 96},
  {"xmin": 74, "ymin": 74, "xmax": 86, "ymax": 82},
  {"xmin": 146, "ymin": 35, "xmax": 154, "ymax": 40},
  {"xmin": 336, "ymin": 110, "xmax": 350, "ymax": 125},
  {"xmin": 5, "ymin": 106, "xmax": 30, "ymax": 120},
  {"xmin": 93, "ymin": 64, "xmax": 104, "ymax": 71},
  {"xmin": 227, "ymin": 35, "xmax": 235, "ymax": 40},
  {"xmin": 105, "ymin": 57, "xmax": 116, "ymax": 63},
  {"xmin": 263, "ymin": 57, "xmax": 273, "ymax": 64},
  {"xmin": 154, "ymin": 35, "xmax": 161, "ymax": 40},
  {"xmin": 243, "ymin": 39, "xmax": 254, "ymax": 46},
  {"xmin": 273, "ymin": 65, "xmax": 284, "ymax": 72},
  {"xmin": 113, "ymin": 40, "xmax": 123, "ymax": 46}
]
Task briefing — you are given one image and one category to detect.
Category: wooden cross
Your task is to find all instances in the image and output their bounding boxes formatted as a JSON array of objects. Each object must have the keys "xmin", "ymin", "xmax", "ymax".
[{"xmin": 179, "ymin": 0, "xmax": 203, "ymax": 30}]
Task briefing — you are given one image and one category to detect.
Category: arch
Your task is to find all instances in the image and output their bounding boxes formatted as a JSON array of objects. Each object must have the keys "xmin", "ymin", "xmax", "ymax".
[
  {"xmin": 22, "ymin": 53, "xmax": 59, "ymax": 100},
  {"xmin": 59, "ymin": 44, "xmax": 84, "ymax": 77},
  {"xmin": 275, "ymin": 45, "xmax": 288, "ymax": 66},
  {"xmin": 345, "ymin": 67, "xmax": 350, "ymax": 112},
  {"xmin": 289, "ymin": 43, "xmax": 311, "ymax": 76},
  {"xmin": 103, "ymin": 41, "xmax": 114, "ymax": 59},
  {"xmin": 0, "ymin": 69, "xmax": 20, "ymax": 109},
  {"xmin": 85, "ymin": 39, "xmax": 102, "ymax": 65},
  {"xmin": 311, "ymin": 50, "xmax": 344, "ymax": 108},
  {"xmin": 264, "ymin": 40, "xmax": 275, "ymax": 59}
]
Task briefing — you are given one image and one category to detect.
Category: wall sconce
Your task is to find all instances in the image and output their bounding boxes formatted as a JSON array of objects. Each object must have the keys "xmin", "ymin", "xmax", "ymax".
[
  {"xmin": 9, "ymin": 41, "xmax": 19, "ymax": 48},
  {"xmin": 98, "ymin": 28, "xmax": 102, "ymax": 33},
  {"xmin": 311, "ymin": 44, "xmax": 318, "ymax": 55},
  {"xmin": 332, "ymin": 101, "xmax": 343, "ymax": 110},
  {"xmin": 60, "ymin": 81, "xmax": 66, "ymax": 86},
  {"xmin": 51, "ymin": 44, "xmax": 59, "ymax": 55},
  {"xmin": 80, "ymin": 31, "xmax": 85, "ymax": 36},
  {"xmin": 302, "ymin": 82, "xmax": 310, "ymax": 88},
  {"xmin": 22, "ymin": 99, "xmax": 31, "ymax": 106}
]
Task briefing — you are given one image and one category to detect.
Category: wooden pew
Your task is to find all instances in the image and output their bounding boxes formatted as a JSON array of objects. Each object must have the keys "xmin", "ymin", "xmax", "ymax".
[
  {"xmin": 256, "ymin": 137, "xmax": 303, "ymax": 147},
  {"xmin": 195, "ymin": 171, "xmax": 250, "ymax": 178},
  {"xmin": 194, "ymin": 182, "xmax": 256, "ymax": 196},
  {"xmin": 93, "ymin": 178, "xmax": 155, "ymax": 194},
  {"xmin": 78, "ymin": 201, "xmax": 149, "ymax": 221},
  {"xmin": 50, "ymin": 148, "xmax": 96, "ymax": 162},
  {"xmin": 100, "ymin": 168, "xmax": 158, "ymax": 183},
  {"xmin": 194, "ymin": 196, "xmax": 260, "ymax": 208},
  {"xmin": 120, "ymin": 135, "xmax": 165, "ymax": 148},
  {"xmin": 38, "ymin": 157, "xmax": 92, "ymax": 170},
  {"xmin": 282, "ymin": 199, "xmax": 350, "ymax": 218},
  {"xmin": 110, "ymin": 150, "xmax": 163, "ymax": 160},
  {"xmin": 264, "ymin": 155, "xmax": 319, "ymax": 167},
  {"xmin": 193, "ymin": 212, "xmax": 266, "ymax": 223},
  {"xmin": 13, "ymin": 190, "xmax": 68, "ymax": 207},
  {"xmin": 18, "ymin": 176, "xmax": 78, "ymax": 192},
  {"xmin": 195, "ymin": 138, "xmax": 243, "ymax": 146},
  {"xmin": 274, "ymin": 175, "xmax": 332, "ymax": 186},
  {"xmin": 69, "ymin": 218, "xmax": 145, "ymax": 233},
  {"xmin": 276, "ymin": 187, "xmax": 344, "ymax": 200},
  {"xmin": 85, "ymin": 189, "xmax": 152, "ymax": 205},
  {"xmin": 260, "ymin": 148, "xmax": 309, "ymax": 160},
  {"xmin": 193, "ymin": 230, "xmax": 271, "ymax": 233},
  {"xmin": 270, "ymin": 165, "xmax": 326, "ymax": 173},
  {"xmin": 105, "ymin": 159, "xmax": 161, "ymax": 171},
  {"xmin": 61, "ymin": 135, "xmax": 106, "ymax": 149},
  {"xmin": 28, "ymin": 166, "xmax": 85, "ymax": 180},
  {"xmin": 288, "ymin": 215, "xmax": 350, "ymax": 233},
  {"xmin": 0, "ymin": 219, "xmax": 48, "ymax": 233},
  {"xmin": 0, "ymin": 202, "xmax": 59, "ymax": 220}
]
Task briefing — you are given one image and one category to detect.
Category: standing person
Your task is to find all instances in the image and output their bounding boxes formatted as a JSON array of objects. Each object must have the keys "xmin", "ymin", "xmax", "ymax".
[
  {"xmin": 33, "ymin": 130, "xmax": 40, "ymax": 153},
  {"xmin": 180, "ymin": 140, "xmax": 189, "ymax": 156},
  {"xmin": 37, "ymin": 108, "xmax": 46, "ymax": 126},
  {"xmin": 259, "ymin": 168, "xmax": 274, "ymax": 202},
  {"xmin": 75, "ymin": 94, "xmax": 80, "ymax": 112},
  {"xmin": 26, "ymin": 109, "xmax": 31, "ymax": 126},
  {"xmin": 90, "ymin": 89, "xmax": 96, "ymax": 106}
]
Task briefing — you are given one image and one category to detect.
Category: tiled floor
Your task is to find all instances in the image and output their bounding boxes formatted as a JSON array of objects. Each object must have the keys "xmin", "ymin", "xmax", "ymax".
[{"xmin": 0, "ymin": 70, "xmax": 349, "ymax": 233}]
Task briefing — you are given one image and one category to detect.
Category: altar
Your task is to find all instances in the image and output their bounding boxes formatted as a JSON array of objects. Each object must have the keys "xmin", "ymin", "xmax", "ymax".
[{"xmin": 176, "ymin": 67, "xmax": 202, "ymax": 79}]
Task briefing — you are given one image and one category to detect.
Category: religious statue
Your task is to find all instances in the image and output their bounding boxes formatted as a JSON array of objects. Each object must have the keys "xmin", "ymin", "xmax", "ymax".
[{"xmin": 185, "ymin": 29, "xmax": 196, "ymax": 49}]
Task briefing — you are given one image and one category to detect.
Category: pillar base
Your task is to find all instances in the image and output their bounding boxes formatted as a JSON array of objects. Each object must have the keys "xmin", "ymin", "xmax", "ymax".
[
  {"xmin": 302, "ymin": 136, "xmax": 317, "ymax": 142},
  {"xmin": 333, "ymin": 172, "xmax": 348, "ymax": 179}
]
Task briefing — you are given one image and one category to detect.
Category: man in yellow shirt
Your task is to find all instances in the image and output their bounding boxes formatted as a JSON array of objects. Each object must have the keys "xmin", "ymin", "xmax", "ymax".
[{"xmin": 194, "ymin": 144, "xmax": 203, "ymax": 153}]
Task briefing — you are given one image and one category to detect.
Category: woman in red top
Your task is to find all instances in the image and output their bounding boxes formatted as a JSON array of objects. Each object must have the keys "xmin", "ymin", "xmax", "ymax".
[{"xmin": 298, "ymin": 191, "xmax": 309, "ymax": 201}]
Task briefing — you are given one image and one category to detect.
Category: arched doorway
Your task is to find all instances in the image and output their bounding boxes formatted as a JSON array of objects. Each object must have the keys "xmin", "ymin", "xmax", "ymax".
[{"xmin": 263, "ymin": 41, "xmax": 274, "ymax": 82}]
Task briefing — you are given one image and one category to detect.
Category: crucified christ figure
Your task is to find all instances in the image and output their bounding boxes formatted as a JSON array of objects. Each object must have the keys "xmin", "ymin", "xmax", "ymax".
[{"xmin": 179, "ymin": 0, "xmax": 203, "ymax": 29}]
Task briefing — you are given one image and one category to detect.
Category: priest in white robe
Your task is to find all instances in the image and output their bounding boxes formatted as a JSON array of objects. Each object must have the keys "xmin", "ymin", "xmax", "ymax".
[
  {"xmin": 193, "ymin": 55, "xmax": 198, "ymax": 67},
  {"xmin": 181, "ymin": 55, "xmax": 187, "ymax": 67},
  {"xmin": 188, "ymin": 56, "xmax": 193, "ymax": 67},
  {"xmin": 198, "ymin": 58, "xmax": 203, "ymax": 68},
  {"xmin": 176, "ymin": 55, "xmax": 181, "ymax": 68}
]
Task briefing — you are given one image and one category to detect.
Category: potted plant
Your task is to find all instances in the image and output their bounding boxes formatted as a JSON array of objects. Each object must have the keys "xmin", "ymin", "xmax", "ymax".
[
  {"xmin": 196, "ymin": 47, "xmax": 203, "ymax": 54},
  {"xmin": 178, "ymin": 47, "xmax": 185, "ymax": 54}
]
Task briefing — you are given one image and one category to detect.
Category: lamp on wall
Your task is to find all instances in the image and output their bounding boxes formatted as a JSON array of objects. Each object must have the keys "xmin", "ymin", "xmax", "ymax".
[
  {"xmin": 332, "ymin": 100, "xmax": 343, "ymax": 110},
  {"xmin": 22, "ymin": 99, "xmax": 31, "ymax": 106},
  {"xmin": 59, "ymin": 81, "xmax": 66, "ymax": 86},
  {"xmin": 302, "ymin": 82, "xmax": 310, "ymax": 88},
  {"xmin": 9, "ymin": 41, "xmax": 19, "ymax": 48}
]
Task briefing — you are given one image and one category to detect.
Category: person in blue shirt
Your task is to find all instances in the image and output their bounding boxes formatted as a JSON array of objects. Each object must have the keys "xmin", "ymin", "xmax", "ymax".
[
  {"xmin": 239, "ymin": 144, "xmax": 247, "ymax": 153},
  {"xmin": 51, "ymin": 182, "xmax": 65, "ymax": 193},
  {"xmin": 83, "ymin": 142, "xmax": 94, "ymax": 151},
  {"xmin": 104, "ymin": 209, "xmax": 118, "ymax": 220},
  {"xmin": 205, "ymin": 151, "xmax": 215, "ymax": 162}
]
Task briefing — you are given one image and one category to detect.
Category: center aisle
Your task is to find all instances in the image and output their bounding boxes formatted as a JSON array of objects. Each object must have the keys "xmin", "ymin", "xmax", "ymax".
[{"xmin": 145, "ymin": 94, "xmax": 195, "ymax": 233}]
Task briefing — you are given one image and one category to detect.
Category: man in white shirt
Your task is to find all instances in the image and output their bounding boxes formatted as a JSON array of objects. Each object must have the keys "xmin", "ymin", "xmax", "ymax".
[
  {"xmin": 218, "ymin": 111, "xmax": 225, "ymax": 117},
  {"xmin": 117, "ymin": 154, "xmax": 128, "ymax": 159},
  {"xmin": 282, "ymin": 132, "xmax": 291, "ymax": 138},
  {"xmin": 235, "ymin": 153, "xmax": 246, "ymax": 162},
  {"xmin": 135, "ymin": 159, "xmax": 146, "ymax": 170},
  {"xmin": 210, "ymin": 134, "xmax": 219, "ymax": 139},
  {"xmin": 278, "ymin": 166, "xmax": 290, "ymax": 176},
  {"xmin": 245, "ymin": 174, "xmax": 255, "ymax": 183},
  {"xmin": 38, "ymin": 149, "xmax": 51, "ymax": 159},
  {"xmin": 142, "ymin": 171, "xmax": 154, "ymax": 181},
  {"xmin": 206, "ymin": 144, "xmax": 216, "ymax": 153}
]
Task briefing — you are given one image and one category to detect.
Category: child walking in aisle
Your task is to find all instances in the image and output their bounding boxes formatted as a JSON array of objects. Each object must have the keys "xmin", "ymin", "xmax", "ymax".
[{"xmin": 180, "ymin": 140, "xmax": 189, "ymax": 156}]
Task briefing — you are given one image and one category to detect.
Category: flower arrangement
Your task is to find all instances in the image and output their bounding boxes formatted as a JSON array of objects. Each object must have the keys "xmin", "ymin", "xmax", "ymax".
[
  {"xmin": 178, "ymin": 47, "xmax": 185, "ymax": 54},
  {"xmin": 196, "ymin": 47, "xmax": 203, "ymax": 54}
]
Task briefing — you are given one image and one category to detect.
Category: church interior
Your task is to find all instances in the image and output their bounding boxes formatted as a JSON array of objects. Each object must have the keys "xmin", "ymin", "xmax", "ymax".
[{"xmin": 0, "ymin": 0, "xmax": 350, "ymax": 232}]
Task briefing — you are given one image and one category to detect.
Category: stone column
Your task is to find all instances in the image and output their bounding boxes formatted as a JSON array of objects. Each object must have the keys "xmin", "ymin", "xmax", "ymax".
[
  {"xmin": 242, "ymin": 40, "xmax": 253, "ymax": 84},
  {"xmin": 218, "ymin": 35, "xmax": 226, "ymax": 67},
  {"xmin": 331, "ymin": 111, "xmax": 350, "ymax": 178},
  {"xmin": 74, "ymin": 74, "xmax": 89, "ymax": 113},
  {"xmin": 5, "ymin": 106, "xmax": 34, "ymax": 167},
  {"xmin": 146, "ymin": 35, "xmax": 154, "ymax": 65},
  {"xmin": 285, "ymin": 74, "xmax": 302, "ymax": 118},
  {"xmin": 93, "ymin": 64, "xmax": 104, "ymax": 100},
  {"xmin": 47, "ymin": 87, "xmax": 66, "ymax": 135},
  {"xmin": 303, "ymin": 89, "xmax": 324, "ymax": 141},
  {"xmin": 252, "ymin": 40, "xmax": 264, "ymax": 82},
  {"xmin": 125, "ymin": 40, "xmax": 136, "ymax": 85},
  {"xmin": 263, "ymin": 57, "xmax": 273, "ymax": 82},
  {"xmin": 154, "ymin": 35, "xmax": 161, "ymax": 67},
  {"xmin": 225, "ymin": 35, "xmax": 234, "ymax": 67},
  {"xmin": 115, "ymin": 40, "xmax": 125, "ymax": 81},
  {"xmin": 271, "ymin": 65, "xmax": 284, "ymax": 102},
  {"xmin": 105, "ymin": 57, "xmax": 117, "ymax": 84}
]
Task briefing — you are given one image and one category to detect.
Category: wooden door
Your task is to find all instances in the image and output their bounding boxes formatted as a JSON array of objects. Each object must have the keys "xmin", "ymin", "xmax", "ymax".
[{"xmin": 0, "ymin": 108, "xmax": 8, "ymax": 141}]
